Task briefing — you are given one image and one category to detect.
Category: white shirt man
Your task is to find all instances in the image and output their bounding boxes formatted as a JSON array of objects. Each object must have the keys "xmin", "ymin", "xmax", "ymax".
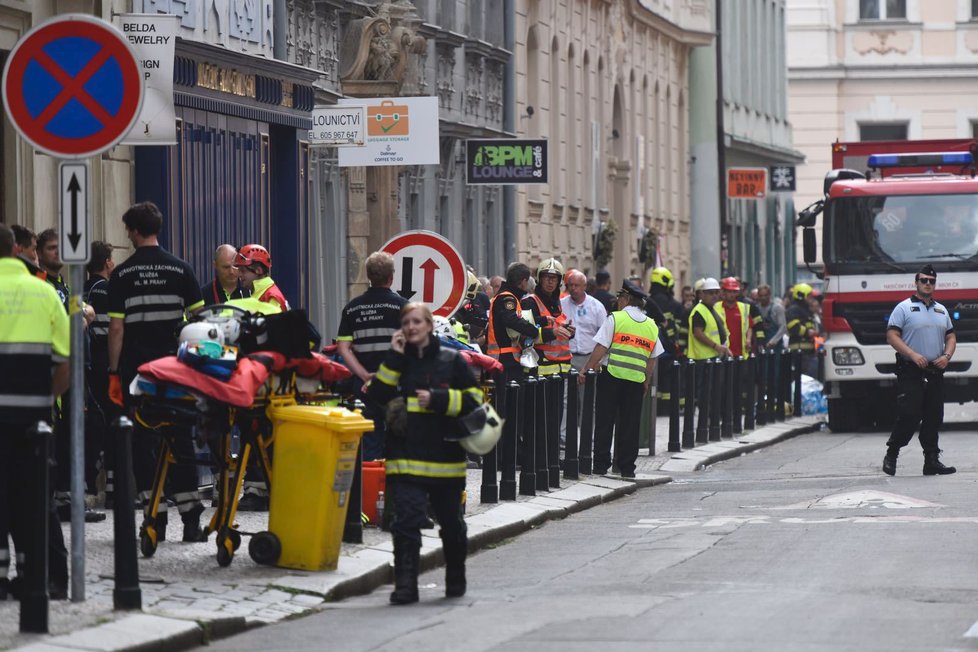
[
  {"xmin": 560, "ymin": 270, "xmax": 608, "ymax": 372},
  {"xmin": 560, "ymin": 270, "xmax": 609, "ymax": 445}
]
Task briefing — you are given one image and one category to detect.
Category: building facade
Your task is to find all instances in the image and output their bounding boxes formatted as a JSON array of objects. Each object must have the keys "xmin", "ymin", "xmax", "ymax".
[
  {"xmin": 690, "ymin": 0, "xmax": 801, "ymax": 294},
  {"xmin": 515, "ymin": 0, "xmax": 711, "ymax": 289},
  {"xmin": 787, "ymin": 0, "xmax": 978, "ymax": 271}
]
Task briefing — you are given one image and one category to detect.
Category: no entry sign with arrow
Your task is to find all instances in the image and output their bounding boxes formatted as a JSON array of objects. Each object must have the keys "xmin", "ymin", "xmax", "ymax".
[
  {"xmin": 59, "ymin": 162, "xmax": 89, "ymax": 263},
  {"xmin": 381, "ymin": 230, "xmax": 467, "ymax": 318}
]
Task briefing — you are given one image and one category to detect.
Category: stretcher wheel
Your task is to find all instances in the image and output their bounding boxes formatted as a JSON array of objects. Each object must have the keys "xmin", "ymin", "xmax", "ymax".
[
  {"xmin": 139, "ymin": 528, "xmax": 158, "ymax": 558},
  {"xmin": 217, "ymin": 537, "xmax": 234, "ymax": 567},
  {"xmin": 248, "ymin": 531, "xmax": 281, "ymax": 566},
  {"xmin": 228, "ymin": 530, "xmax": 242, "ymax": 551}
]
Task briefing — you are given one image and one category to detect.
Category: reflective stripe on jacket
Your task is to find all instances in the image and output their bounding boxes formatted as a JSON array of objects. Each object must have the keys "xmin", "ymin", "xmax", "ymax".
[{"xmin": 486, "ymin": 289, "xmax": 522, "ymax": 361}]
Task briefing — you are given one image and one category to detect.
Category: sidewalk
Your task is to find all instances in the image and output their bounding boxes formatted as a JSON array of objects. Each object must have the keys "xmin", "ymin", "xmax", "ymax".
[{"xmin": 2, "ymin": 415, "xmax": 823, "ymax": 652}]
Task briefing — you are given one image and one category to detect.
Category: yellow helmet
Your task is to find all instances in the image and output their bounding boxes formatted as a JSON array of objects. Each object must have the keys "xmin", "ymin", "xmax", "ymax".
[
  {"xmin": 536, "ymin": 258, "xmax": 564, "ymax": 280},
  {"xmin": 648, "ymin": 266, "xmax": 674, "ymax": 289},
  {"xmin": 693, "ymin": 278, "xmax": 706, "ymax": 292},
  {"xmin": 792, "ymin": 283, "xmax": 814, "ymax": 301},
  {"xmin": 465, "ymin": 271, "xmax": 480, "ymax": 300}
]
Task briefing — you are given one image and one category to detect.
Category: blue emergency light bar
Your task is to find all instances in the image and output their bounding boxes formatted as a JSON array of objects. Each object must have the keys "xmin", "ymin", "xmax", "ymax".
[{"xmin": 867, "ymin": 152, "xmax": 974, "ymax": 168}]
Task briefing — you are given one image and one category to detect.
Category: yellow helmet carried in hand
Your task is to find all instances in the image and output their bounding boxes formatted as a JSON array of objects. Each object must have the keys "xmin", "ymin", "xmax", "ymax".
[
  {"xmin": 454, "ymin": 403, "xmax": 505, "ymax": 455},
  {"xmin": 536, "ymin": 258, "xmax": 564, "ymax": 280},
  {"xmin": 649, "ymin": 266, "xmax": 674, "ymax": 289},
  {"xmin": 792, "ymin": 283, "xmax": 814, "ymax": 301},
  {"xmin": 465, "ymin": 271, "xmax": 480, "ymax": 300}
]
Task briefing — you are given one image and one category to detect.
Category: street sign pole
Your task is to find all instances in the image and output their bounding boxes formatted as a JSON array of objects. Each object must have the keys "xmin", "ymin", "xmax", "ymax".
[
  {"xmin": 3, "ymin": 13, "xmax": 143, "ymax": 611},
  {"xmin": 60, "ymin": 161, "xmax": 90, "ymax": 602}
]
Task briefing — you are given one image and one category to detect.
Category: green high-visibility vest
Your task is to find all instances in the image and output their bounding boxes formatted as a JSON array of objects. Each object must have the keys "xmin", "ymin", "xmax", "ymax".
[
  {"xmin": 687, "ymin": 302, "xmax": 727, "ymax": 360},
  {"xmin": 606, "ymin": 311, "xmax": 659, "ymax": 383}
]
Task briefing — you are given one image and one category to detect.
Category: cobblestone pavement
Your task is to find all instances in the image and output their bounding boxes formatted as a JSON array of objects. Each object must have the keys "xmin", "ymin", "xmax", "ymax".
[{"xmin": 1, "ymin": 414, "xmax": 822, "ymax": 651}]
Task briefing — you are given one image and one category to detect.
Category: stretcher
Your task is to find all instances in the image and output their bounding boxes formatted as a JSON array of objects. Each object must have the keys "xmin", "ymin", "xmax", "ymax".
[{"xmin": 131, "ymin": 307, "xmax": 350, "ymax": 567}]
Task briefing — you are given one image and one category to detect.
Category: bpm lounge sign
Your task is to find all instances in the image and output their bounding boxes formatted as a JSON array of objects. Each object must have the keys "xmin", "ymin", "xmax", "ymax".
[{"xmin": 465, "ymin": 138, "xmax": 548, "ymax": 185}]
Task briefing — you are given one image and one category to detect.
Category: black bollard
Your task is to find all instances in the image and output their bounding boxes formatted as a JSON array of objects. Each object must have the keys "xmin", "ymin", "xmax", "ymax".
[
  {"xmin": 519, "ymin": 377, "xmax": 537, "ymax": 496},
  {"xmin": 777, "ymin": 350, "xmax": 789, "ymax": 421},
  {"xmin": 681, "ymin": 359, "xmax": 696, "ymax": 449},
  {"xmin": 563, "ymin": 370, "xmax": 580, "ymax": 480},
  {"xmin": 696, "ymin": 360, "xmax": 712, "ymax": 445},
  {"xmin": 709, "ymin": 357, "xmax": 723, "ymax": 442},
  {"xmin": 755, "ymin": 349, "xmax": 768, "ymax": 427},
  {"xmin": 546, "ymin": 375, "xmax": 562, "ymax": 488},
  {"xmin": 342, "ymin": 443, "xmax": 364, "ymax": 544},
  {"xmin": 668, "ymin": 360, "xmax": 681, "ymax": 452},
  {"xmin": 535, "ymin": 377, "xmax": 550, "ymax": 492},
  {"xmin": 743, "ymin": 354, "xmax": 756, "ymax": 431},
  {"xmin": 768, "ymin": 348, "xmax": 779, "ymax": 424},
  {"xmin": 499, "ymin": 381, "xmax": 519, "ymax": 500},
  {"xmin": 793, "ymin": 350, "xmax": 803, "ymax": 418},
  {"xmin": 732, "ymin": 357, "xmax": 743, "ymax": 435},
  {"xmin": 578, "ymin": 370, "xmax": 596, "ymax": 474},
  {"xmin": 111, "ymin": 417, "xmax": 141, "ymax": 611},
  {"xmin": 480, "ymin": 384, "xmax": 500, "ymax": 504},
  {"xmin": 721, "ymin": 357, "xmax": 734, "ymax": 439},
  {"xmin": 647, "ymin": 367, "xmax": 657, "ymax": 456},
  {"xmin": 20, "ymin": 421, "xmax": 53, "ymax": 633}
]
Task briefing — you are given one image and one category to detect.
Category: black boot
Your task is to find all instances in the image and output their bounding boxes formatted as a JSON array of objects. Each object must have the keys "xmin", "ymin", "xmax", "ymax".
[
  {"xmin": 181, "ymin": 505, "xmax": 207, "ymax": 542},
  {"xmin": 882, "ymin": 449, "xmax": 898, "ymax": 476},
  {"xmin": 923, "ymin": 451, "xmax": 956, "ymax": 475},
  {"xmin": 389, "ymin": 537, "xmax": 420, "ymax": 605},
  {"xmin": 441, "ymin": 532, "xmax": 467, "ymax": 598}
]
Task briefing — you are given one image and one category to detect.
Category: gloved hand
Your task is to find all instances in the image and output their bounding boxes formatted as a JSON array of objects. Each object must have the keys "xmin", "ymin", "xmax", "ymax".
[{"xmin": 108, "ymin": 373, "xmax": 124, "ymax": 407}]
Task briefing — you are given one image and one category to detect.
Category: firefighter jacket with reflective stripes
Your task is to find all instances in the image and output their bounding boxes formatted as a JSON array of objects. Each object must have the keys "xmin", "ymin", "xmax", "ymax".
[
  {"xmin": 687, "ymin": 302, "xmax": 728, "ymax": 360},
  {"xmin": 785, "ymin": 300, "xmax": 816, "ymax": 351},
  {"xmin": 0, "ymin": 257, "xmax": 70, "ymax": 424},
  {"xmin": 606, "ymin": 311, "xmax": 659, "ymax": 383},
  {"xmin": 487, "ymin": 283, "xmax": 538, "ymax": 366},
  {"xmin": 522, "ymin": 290, "xmax": 571, "ymax": 372},
  {"xmin": 648, "ymin": 286, "xmax": 683, "ymax": 357},
  {"xmin": 368, "ymin": 335, "xmax": 483, "ymax": 484}
]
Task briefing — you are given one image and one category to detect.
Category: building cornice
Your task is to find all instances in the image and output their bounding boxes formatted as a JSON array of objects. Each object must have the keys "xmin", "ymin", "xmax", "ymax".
[
  {"xmin": 790, "ymin": 63, "xmax": 978, "ymax": 81},
  {"xmin": 727, "ymin": 134, "xmax": 806, "ymax": 164},
  {"xmin": 630, "ymin": 1, "xmax": 714, "ymax": 47}
]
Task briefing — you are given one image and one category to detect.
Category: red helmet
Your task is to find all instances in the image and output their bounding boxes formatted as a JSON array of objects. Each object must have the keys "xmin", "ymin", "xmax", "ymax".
[
  {"xmin": 235, "ymin": 244, "xmax": 271, "ymax": 271},
  {"xmin": 720, "ymin": 276, "xmax": 740, "ymax": 291}
]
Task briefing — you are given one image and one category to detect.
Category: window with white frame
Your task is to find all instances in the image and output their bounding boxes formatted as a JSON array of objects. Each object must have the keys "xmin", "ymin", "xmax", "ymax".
[{"xmin": 859, "ymin": 0, "xmax": 907, "ymax": 20}]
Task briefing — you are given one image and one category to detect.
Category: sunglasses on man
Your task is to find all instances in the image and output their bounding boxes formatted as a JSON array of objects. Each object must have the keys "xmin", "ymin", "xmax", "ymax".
[{"xmin": 917, "ymin": 277, "xmax": 936, "ymax": 285}]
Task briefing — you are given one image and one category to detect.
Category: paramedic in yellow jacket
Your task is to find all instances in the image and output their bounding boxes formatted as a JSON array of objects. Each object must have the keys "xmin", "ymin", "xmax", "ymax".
[
  {"xmin": 687, "ymin": 277, "xmax": 732, "ymax": 360},
  {"xmin": 577, "ymin": 280, "xmax": 664, "ymax": 478}
]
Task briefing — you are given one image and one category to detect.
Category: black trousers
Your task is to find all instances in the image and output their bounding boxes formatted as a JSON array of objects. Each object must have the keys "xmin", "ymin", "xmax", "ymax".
[
  {"xmin": 886, "ymin": 369, "xmax": 944, "ymax": 454},
  {"xmin": 389, "ymin": 477, "xmax": 466, "ymax": 547},
  {"xmin": 0, "ymin": 422, "xmax": 69, "ymax": 590},
  {"xmin": 593, "ymin": 371, "xmax": 645, "ymax": 476}
]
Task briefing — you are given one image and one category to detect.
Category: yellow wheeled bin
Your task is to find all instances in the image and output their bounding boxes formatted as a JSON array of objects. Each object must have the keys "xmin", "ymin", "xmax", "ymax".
[{"xmin": 248, "ymin": 404, "xmax": 373, "ymax": 571}]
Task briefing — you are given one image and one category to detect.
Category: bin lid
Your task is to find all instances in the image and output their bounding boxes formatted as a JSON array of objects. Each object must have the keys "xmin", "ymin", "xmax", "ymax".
[{"xmin": 267, "ymin": 404, "xmax": 375, "ymax": 433}]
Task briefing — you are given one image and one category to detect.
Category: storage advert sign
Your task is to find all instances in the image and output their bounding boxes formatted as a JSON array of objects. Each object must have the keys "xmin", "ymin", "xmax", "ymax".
[
  {"xmin": 337, "ymin": 96, "xmax": 439, "ymax": 167},
  {"xmin": 465, "ymin": 138, "xmax": 549, "ymax": 185}
]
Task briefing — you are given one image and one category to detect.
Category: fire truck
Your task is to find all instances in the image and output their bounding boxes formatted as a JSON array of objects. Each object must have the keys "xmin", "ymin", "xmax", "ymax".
[{"xmin": 797, "ymin": 139, "xmax": 978, "ymax": 431}]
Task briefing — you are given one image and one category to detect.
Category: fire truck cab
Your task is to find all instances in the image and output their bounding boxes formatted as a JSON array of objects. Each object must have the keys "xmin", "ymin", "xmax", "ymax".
[{"xmin": 799, "ymin": 143, "xmax": 978, "ymax": 431}]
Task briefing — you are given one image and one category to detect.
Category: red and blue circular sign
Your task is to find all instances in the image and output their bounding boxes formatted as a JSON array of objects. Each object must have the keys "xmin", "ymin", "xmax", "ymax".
[{"xmin": 2, "ymin": 14, "xmax": 143, "ymax": 159}]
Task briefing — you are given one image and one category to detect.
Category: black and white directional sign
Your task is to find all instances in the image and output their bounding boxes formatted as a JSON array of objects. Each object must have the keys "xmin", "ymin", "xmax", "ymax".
[{"xmin": 59, "ymin": 162, "xmax": 90, "ymax": 263}]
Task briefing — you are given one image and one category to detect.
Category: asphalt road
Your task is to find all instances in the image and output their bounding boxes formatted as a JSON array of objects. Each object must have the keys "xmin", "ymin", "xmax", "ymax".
[{"xmin": 205, "ymin": 414, "xmax": 978, "ymax": 651}]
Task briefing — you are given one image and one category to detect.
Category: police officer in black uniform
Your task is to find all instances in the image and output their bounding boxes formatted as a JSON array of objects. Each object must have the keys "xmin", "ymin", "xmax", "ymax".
[
  {"xmin": 106, "ymin": 202, "xmax": 206, "ymax": 542},
  {"xmin": 882, "ymin": 265, "xmax": 956, "ymax": 476},
  {"xmin": 84, "ymin": 241, "xmax": 114, "ymax": 507},
  {"xmin": 336, "ymin": 251, "xmax": 408, "ymax": 461}
]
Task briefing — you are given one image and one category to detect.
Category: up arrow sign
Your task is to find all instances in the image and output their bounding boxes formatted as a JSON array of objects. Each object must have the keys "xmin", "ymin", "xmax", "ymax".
[{"xmin": 59, "ymin": 162, "xmax": 90, "ymax": 264}]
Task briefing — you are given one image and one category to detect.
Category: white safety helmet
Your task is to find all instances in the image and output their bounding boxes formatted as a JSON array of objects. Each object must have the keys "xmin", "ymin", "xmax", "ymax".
[
  {"xmin": 700, "ymin": 277, "xmax": 721, "ymax": 291},
  {"xmin": 536, "ymin": 258, "xmax": 565, "ymax": 280},
  {"xmin": 455, "ymin": 403, "xmax": 505, "ymax": 455},
  {"xmin": 433, "ymin": 315, "xmax": 456, "ymax": 339}
]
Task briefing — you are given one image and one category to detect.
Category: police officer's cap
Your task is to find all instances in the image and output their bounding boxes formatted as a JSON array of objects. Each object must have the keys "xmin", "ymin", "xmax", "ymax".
[
  {"xmin": 917, "ymin": 264, "xmax": 937, "ymax": 279},
  {"xmin": 619, "ymin": 279, "xmax": 648, "ymax": 299}
]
